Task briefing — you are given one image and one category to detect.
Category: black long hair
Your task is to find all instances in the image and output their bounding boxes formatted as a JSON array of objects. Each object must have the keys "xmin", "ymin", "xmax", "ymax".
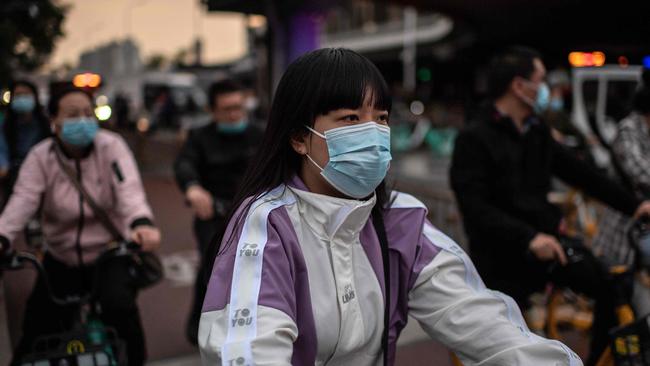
[
  {"xmin": 212, "ymin": 48, "xmax": 393, "ymax": 259},
  {"xmin": 4, "ymin": 79, "xmax": 50, "ymax": 162}
]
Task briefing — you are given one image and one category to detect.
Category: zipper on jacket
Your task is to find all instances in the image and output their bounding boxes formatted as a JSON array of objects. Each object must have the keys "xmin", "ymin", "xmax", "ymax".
[
  {"xmin": 323, "ymin": 239, "xmax": 342, "ymax": 366},
  {"xmin": 74, "ymin": 160, "xmax": 85, "ymax": 267}
]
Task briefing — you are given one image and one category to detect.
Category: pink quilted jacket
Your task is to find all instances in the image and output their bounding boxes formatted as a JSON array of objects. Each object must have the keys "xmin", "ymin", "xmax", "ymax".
[{"xmin": 0, "ymin": 130, "xmax": 154, "ymax": 266}]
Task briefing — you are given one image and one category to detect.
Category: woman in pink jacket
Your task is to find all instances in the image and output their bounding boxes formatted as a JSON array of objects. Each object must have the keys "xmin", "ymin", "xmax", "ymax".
[{"xmin": 0, "ymin": 87, "xmax": 161, "ymax": 366}]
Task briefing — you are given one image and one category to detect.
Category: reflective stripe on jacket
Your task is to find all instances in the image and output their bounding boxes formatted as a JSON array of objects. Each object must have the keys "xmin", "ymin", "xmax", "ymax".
[{"xmin": 200, "ymin": 176, "xmax": 581, "ymax": 366}]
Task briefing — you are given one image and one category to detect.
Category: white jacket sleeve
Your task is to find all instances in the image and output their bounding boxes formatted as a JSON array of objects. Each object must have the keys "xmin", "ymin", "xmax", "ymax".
[
  {"xmin": 408, "ymin": 222, "xmax": 583, "ymax": 366},
  {"xmin": 199, "ymin": 305, "xmax": 297, "ymax": 366},
  {"xmin": 199, "ymin": 193, "xmax": 298, "ymax": 365}
]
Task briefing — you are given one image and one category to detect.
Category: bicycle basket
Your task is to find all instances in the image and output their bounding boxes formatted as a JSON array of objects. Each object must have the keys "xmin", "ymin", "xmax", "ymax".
[{"xmin": 18, "ymin": 326, "xmax": 127, "ymax": 366}]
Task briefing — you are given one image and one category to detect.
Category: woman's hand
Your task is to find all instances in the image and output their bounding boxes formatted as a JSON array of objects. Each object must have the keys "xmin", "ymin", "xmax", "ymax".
[{"xmin": 132, "ymin": 225, "xmax": 161, "ymax": 252}]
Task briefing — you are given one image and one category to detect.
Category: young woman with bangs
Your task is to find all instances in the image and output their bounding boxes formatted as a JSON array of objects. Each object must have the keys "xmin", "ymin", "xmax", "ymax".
[{"xmin": 198, "ymin": 48, "xmax": 581, "ymax": 366}]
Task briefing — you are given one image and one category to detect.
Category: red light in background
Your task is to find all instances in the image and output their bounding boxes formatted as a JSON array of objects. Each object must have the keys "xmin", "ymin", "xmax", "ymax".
[
  {"xmin": 72, "ymin": 73, "xmax": 102, "ymax": 88},
  {"xmin": 569, "ymin": 52, "xmax": 606, "ymax": 67}
]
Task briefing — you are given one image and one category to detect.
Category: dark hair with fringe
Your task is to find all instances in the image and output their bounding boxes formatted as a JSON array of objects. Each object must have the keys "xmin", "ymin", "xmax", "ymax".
[
  {"xmin": 47, "ymin": 86, "xmax": 94, "ymax": 117},
  {"xmin": 208, "ymin": 48, "xmax": 393, "ymax": 263}
]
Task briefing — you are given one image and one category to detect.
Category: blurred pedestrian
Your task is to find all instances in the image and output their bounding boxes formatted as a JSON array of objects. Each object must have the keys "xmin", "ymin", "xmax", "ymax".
[
  {"xmin": 0, "ymin": 80, "xmax": 51, "ymax": 247},
  {"xmin": 1, "ymin": 86, "xmax": 160, "ymax": 366},
  {"xmin": 449, "ymin": 46, "xmax": 650, "ymax": 366},
  {"xmin": 592, "ymin": 69, "xmax": 650, "ymax": 316},
  {"xmin": 1, "ymin": 80, "xmax": 51, "ymax": 204},
  {"xmin": 114, "ymin": 92, "xmax": 131, "ymax": 129},
  {"xmin": 173, "ymin": 79, "xmax": 262, "ymax": 345},
  {"xmin": 151, "ymin": 87, "xmax": 177, "ymax": 129},
  {"xmin": 543, "ymin": 70, "xmax": 593, "ymax": 162}
]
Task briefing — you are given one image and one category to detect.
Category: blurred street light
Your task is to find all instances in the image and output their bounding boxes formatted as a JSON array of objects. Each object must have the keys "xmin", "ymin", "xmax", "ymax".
[
  {"xmin": 569, "ymin": 52, "xmax": 606, "ymax": 67},
  {"xmin": 96, "ymin": 95, "xmax": 109, "ymax": 106},
  {"xmin": 73, "ymin": 73, "xmax": 102, "ymax": 88},
  {"xmin": 643, "ymin": 56, "xmax": 650, "ymax": 69},
  {"xmin": 618, "ymin": 56, "xmax": 629, "ymax": 68},
  {"xmin": 247, "ymin": 15, "xmax": 267, "ymax": 29},
  {"xmin": 2, "ymin": 91, "xmax": 11, "ymax": 105},
  {"xmin": 417, "ymin": 67, "xmax": 432, "ymax": 82},
  {"xmin": 410, "ymin": 100, "xmax": 425, "ymax": 116},
  {"xmin": 95, "ymin": 105, "xmax": 112, "ymax": 121}
]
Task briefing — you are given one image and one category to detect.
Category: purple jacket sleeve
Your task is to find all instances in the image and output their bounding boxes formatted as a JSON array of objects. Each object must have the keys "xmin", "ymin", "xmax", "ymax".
[{"xmin": 199, "ymin": 199, "xmax": 301, "ymax": 365}]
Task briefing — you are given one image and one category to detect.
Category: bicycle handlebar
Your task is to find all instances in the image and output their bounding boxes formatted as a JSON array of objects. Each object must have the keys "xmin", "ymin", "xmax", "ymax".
[{"xmin": 0, "ymin": 241, "xmax": 143, "ymax": 306}]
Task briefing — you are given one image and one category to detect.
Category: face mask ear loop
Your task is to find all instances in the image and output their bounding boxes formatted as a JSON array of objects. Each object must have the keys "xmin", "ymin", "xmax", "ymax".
[
  {"xmin": 303, "ymin": 124, "xmax": 327, "ymax": 172},
  {"xmin": 304, "ymin": 125, "xmax": 326, "ymax": 139},
  {"xmin": 305, "ymin": 153, "xmax": 324, "ymax": 172}
]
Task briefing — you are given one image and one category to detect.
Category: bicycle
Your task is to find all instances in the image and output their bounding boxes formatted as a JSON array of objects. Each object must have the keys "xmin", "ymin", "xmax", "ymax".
[
  {"xmin": 542, "ymin": 218, "xmax": 650, "ymax": 366},
  {"xmin": 450, "ymin": 226, "xmax": 648, "ymax": 366},
  {"xmin": 593, "ymin": 218, "xmax": 650, "ymax": 365},
  {"xmin": 0, "ymin": 241, "xmax": 144, "ymax": 366}
]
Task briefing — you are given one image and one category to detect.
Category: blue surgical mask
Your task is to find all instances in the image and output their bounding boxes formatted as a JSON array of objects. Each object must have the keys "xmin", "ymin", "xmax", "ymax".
[
  {"xmin": 217, "ymin": 119, "xmax": 248, "ymax": 135},
  {"xmin": 522, "ymin": 81, "xmax": 550, "ymax": 114},
  {"xmin": 61, "ymin": 117, "xmax": 99, "ymax": 147},
  {"xmin": 11, "ymin": 95, "xmax": 36, "ymax": 113},
  {"xmin": 305, "ymin": 122, "xmax": 392, "ymax": 199},
  {"xmin": 549, "ymin": 97, "xmax": 564, "ymax": 112}
]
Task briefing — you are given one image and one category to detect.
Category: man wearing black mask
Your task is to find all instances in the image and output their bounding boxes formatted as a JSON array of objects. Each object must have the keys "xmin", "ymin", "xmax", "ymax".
[
  {"xmin": 174, "ymin": 79, "xmax": 262, "ymax": 345},
  {"xmin": 450, "ymin": 46, "xmax": 650, "ymax": 365}
]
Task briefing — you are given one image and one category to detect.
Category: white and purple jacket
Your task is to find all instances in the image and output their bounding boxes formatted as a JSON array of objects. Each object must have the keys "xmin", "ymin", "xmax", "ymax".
[{"xmin": 199, "ymin": 176, "xmax": 582, "ymax": 366}]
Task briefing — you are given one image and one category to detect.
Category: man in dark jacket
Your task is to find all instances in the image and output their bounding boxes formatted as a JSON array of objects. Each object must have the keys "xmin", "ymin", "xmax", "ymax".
[
  {"xmin": 450, "ymin": 47, "xmax": 650, "ymax": 366},
  {"xmin": 174, "ymin": 79, "xmax": 262, "ymax": 345}
]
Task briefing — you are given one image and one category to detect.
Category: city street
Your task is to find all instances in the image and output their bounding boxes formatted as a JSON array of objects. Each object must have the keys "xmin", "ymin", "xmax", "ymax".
[
  {"xmin": 0, "ymin": 131, "xmax": 589, "ymax": 364},
  {"xmin": 1, "ymin": 0, "xmax": 644, "ymax": 363},
  {"xmin": 0, "ymin": 131, "xmax": 456, "ymax": 364},
  {"xmin": 125, "ymin": 132, "xmax": 461, "ymax": 363}
]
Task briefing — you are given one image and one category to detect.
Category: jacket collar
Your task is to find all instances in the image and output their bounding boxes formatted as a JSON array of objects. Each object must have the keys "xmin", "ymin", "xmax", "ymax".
[
  {"xmin": 53, "ymin": 137, "xmax": 95, "ymax": 160},
  {"xmin": 488, "ymin": 104, "xmax": 540, "ymax": 138},
  {"xmin": 287, "ymin": 175, "xmax": 375, "ymax": 242}
]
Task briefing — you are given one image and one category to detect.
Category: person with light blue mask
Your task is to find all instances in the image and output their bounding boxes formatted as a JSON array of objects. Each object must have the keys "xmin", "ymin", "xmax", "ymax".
[
  {"xmin": 1, "ymin": 86, "xmax": 160, "ymax": 366},
  {"xmin": 49, "ymin": 90, "xmax": 100, "ymax": 150},
  {"xmin": 197, "ymin": 48, "xmax": 581, "ymax": 366},
  {"xmin": 543, "ymin": 75, "xmax": 593, "ymax": 160},
  {"xmin": 1, "ymin": 80, "xmax": 51, "ymax": 206},
  {"xmin": 174, "ymin": 79, "xmax": 263, "ymax": 345},
  {"xmin": 451, "ymin": 46, "xmax": 650, "ymax": 366}
]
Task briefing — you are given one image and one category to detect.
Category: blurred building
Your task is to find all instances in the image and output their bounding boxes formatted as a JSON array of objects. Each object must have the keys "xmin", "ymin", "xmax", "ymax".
[
  {"xmin": 201, "ymin": 0, "xmax": 650, "ymax": 136},
  {"xmin": 78, "ymin": 39, "xmax": 143, "ymax": 81},
  {"xmin": 75, "ymin": 39, "xmax": 145, "ymax": 110},
  {"xmin": 201, "ymin": 1, "xmax": 477, "ymax": 114},
  {"xmin": 321, "ymin": 3, "xmax": 454, "ymax": 90}
]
